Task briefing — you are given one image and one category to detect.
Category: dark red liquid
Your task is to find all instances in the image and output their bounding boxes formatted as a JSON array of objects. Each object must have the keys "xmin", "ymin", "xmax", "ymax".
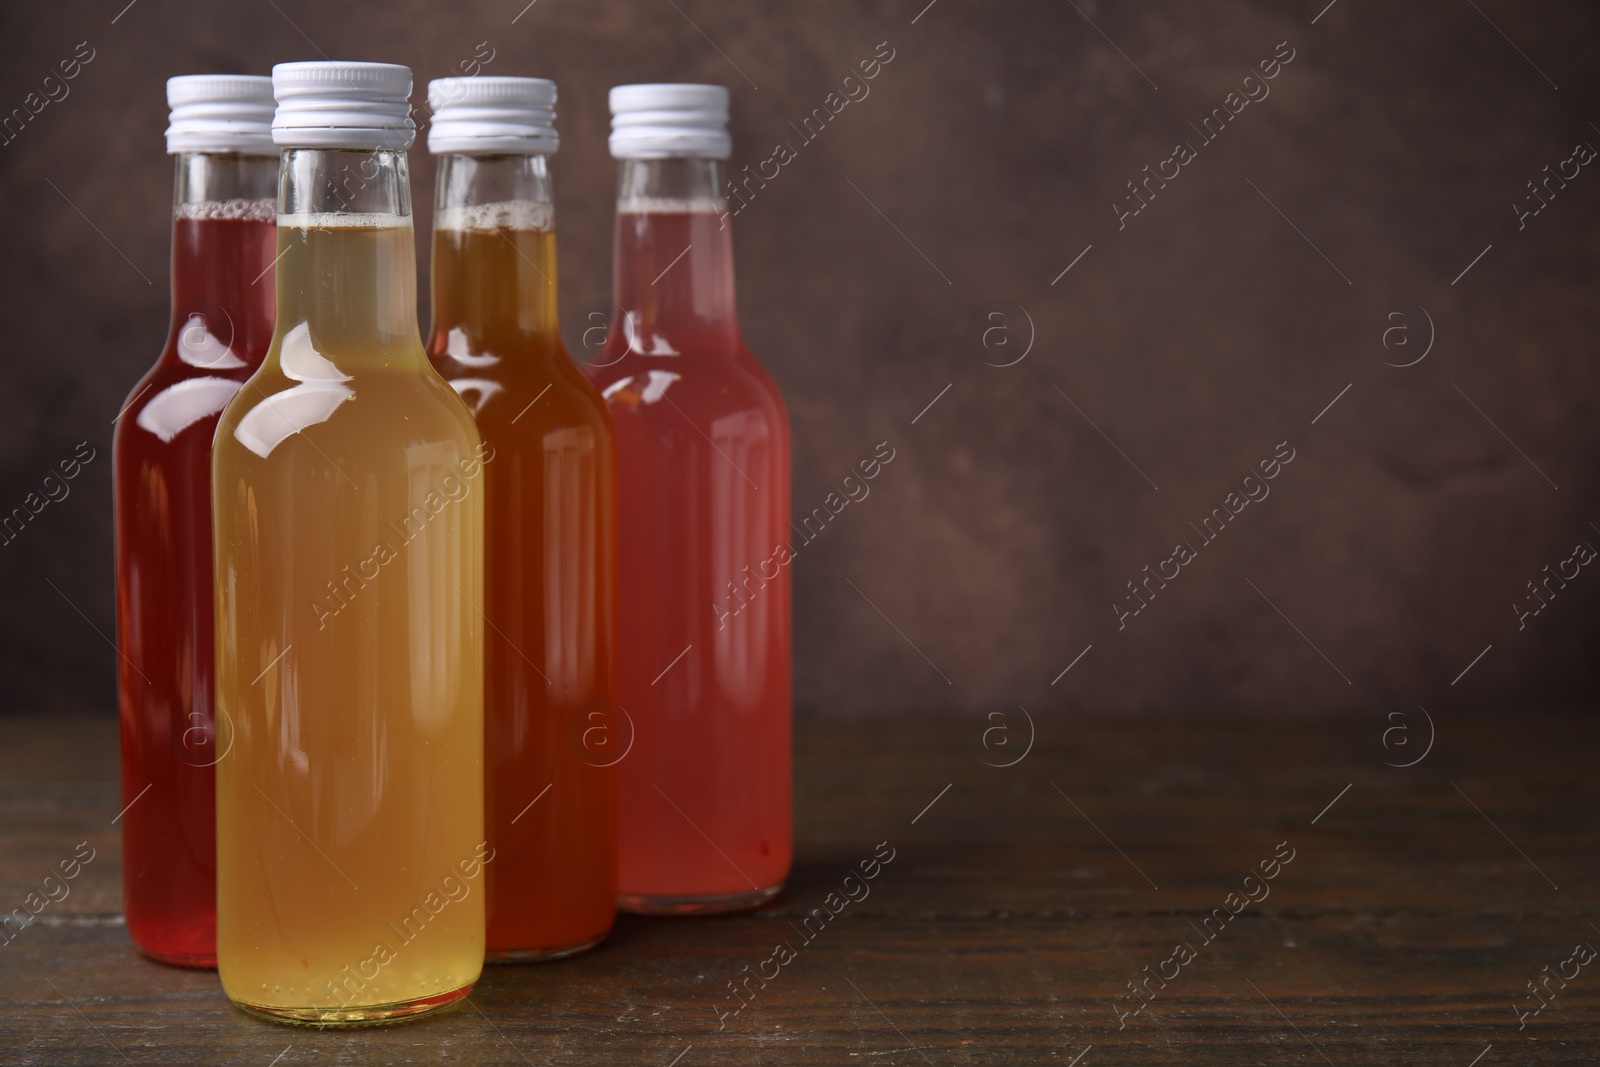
[
  {"xmin": 113, "ymin": 212, "xmax": 275, "ymax": 966},
  {"xmin": 588, "ymin": 209, "xmax": 792, "ymax": 908}
]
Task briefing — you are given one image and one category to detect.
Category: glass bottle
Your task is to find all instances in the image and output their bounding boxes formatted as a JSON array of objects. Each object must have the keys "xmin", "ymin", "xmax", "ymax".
[
  {"xmin": 212, "ymin": 61, "xmax": 485, "ymax": 1024},
  {"xmin": 588, "ymin": 84, "xmax": 791, "ymax": 913},
  {"xmin": 424, "ymin": 77, "xmax": 618, "ymax": 959},
  {"xmin": 113, "ymin": 75, "xmax": 278, "ymax": 968}
]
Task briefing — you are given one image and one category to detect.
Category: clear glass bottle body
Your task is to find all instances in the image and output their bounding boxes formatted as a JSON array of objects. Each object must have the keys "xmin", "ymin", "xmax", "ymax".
[
  {"xmin": 212, "ymin": 148, "xmax": 486, "ymax": 1023},
  {"xmin": 427, "ymin": 152, "xmax": 618, "ymax": 958},
  {"xmin": 113, "ymin": 151, "xmax": 277, "ymax": 967},
  {"xmin": 587, "ymin": 158, "xmax": 792, "ymax": 912}
]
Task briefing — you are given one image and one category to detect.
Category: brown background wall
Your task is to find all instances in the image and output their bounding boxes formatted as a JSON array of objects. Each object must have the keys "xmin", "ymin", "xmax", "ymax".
[{"xmin": 1, "ymin": 0, "xmax": 1596, "ymax": 715}]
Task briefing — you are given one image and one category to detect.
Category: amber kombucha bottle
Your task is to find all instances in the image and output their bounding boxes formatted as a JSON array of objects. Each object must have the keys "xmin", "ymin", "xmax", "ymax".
[
  {"xmin": 114, "ymin": 75, "xmax": 277, "ymax": 968},
  {"xmin": 588, "ymin": 85, "xmax": 792, "ymax": 913},
  {"xmin": 212, "ymin": 61, "xmax": 485, "ymax": 1024},
  {"xmin": 425, "ymin": 77, "xmax": 618, "ymax": 959}
]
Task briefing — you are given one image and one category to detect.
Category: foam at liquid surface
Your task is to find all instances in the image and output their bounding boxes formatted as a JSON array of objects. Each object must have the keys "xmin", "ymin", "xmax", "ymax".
[
  {"xmin": 176, "ymin": 199, "xmax": 276, "ymax": 222},
  {"xmin": 276, "ymin": 212, "xmax": 413, "ymax": 229},
  {"xmin": 434, "ymin": 200, "xmax": 553, "ymax": 232},
  {"xmin": 617, "ymin": 195, "xmax": 727, "ymax": 215}
]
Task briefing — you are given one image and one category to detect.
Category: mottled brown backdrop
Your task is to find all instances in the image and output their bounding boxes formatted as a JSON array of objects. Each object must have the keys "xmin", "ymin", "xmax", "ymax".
[{"xmin": 2, "ymin": 0, "xmax": 1596, "ymax": 715}]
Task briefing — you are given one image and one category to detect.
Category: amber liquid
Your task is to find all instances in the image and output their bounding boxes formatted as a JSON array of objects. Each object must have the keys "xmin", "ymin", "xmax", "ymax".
[
  {"xmin": 428, "ymin": 214, "xmax": 618, "ymax": 959},
  {"xmin": 212, "ymin": 215, "xmax": 485, "ymax": 1023}
]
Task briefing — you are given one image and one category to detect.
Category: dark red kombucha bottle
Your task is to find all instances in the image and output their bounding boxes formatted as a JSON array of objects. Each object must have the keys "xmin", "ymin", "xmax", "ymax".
[{"xmin": 112, "ymin": 76, "xmax": 277, "ymax": 967}]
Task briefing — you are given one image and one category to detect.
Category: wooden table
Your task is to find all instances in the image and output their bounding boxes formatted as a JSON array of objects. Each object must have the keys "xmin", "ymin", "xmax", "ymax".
[{"xmin": 2, "ymin": 711, "xmax": 1596, "ymax": 1065}]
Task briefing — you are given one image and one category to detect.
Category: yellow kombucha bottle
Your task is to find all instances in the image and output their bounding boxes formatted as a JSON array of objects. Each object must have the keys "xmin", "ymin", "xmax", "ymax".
[{"xmin": 211, "ymin": 61, "xmax": 486, "ymax": 1025}]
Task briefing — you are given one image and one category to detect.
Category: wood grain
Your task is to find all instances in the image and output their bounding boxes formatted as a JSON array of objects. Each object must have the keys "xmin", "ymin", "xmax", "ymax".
[{"xmin": 1, "ymin": 710, "xmax": 1596, "ymax": 1065}]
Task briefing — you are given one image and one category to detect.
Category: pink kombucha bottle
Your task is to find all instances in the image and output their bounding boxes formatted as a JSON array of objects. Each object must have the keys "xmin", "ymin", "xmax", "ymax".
[{"xmin": 587, "ymin": 84, "xmax": 791, "ymax": 913}]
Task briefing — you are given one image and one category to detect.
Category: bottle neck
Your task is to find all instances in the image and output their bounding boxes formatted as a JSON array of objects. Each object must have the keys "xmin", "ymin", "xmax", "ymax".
[
  {"xmin": 427, "ymin": 153, "xmax": 559, "ymax": 359},
  {"xmin": 273, "ymin": 147, "xmax": 422, "ymax": 365},
  {"xmin": 612, "ymin": 158, "xmax": 738, "ymax": 356},
  {"xmin": 169, "ymin": 153, "xmax": 277, "ymax": 364}
]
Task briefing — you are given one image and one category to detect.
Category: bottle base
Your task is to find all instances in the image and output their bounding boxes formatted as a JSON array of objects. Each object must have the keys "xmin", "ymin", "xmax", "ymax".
[
  {"xmin": 134, "ymin": 945, "xmax": 217, "ymax": 970},
  {"xmin": 229, "ymin": 980, "xmax": 475, "ymax": 1027},
  {"xmin": 487, "ymin": 929, "xmax": 608, "ymax": 964},
  {"xmin": 618, "ymin": 882, "xmax": 783, "ymax": 916}
]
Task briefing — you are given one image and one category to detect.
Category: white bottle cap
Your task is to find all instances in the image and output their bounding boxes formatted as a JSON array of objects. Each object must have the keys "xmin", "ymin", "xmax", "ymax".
[
  {"xmin": 427, "ymin": 77, "xmax": 559, "ymax": 156},
  {"xmin": 608, "ymin": 84, "xmax": 730, "ymax": 160},
  {"xmin": 271, "ymin": 61, "xmax": 416, "ymax": 150},
  {"xmin": 165, "ymin": 75, "xmax": 277, "ymax": 155}
]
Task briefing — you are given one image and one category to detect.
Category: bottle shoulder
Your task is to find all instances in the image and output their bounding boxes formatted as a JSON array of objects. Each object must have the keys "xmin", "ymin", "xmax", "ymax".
[
  {"xmin": 114, "ymin": 340, "xmax": 266, "ymax": 463},
  {"xmin": 590, "ymin": 346, "xmax": 786, "ymax": 419},
  {"xmin": 590, "ymin": 362, "xmax": 788, "ymax": 461},
  {"xmin": 131, "ymin": 334, "xmax": 265, "ymax": 393},
  {"xmin": 430, "ymin": 339, "xmax": 613, "ymax": 441},
  {"xmin": 734, "ymin": 343, "xmax": 789, "ymax": 426},
  {"xmin": 214, "ymin": 353, "xmax": 481, "ymax": 470}
]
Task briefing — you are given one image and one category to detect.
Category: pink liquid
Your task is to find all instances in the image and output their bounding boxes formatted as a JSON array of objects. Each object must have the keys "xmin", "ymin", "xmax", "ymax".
[{"xmin": 588, "ymin": 208, "xmax": 791, "ymax": 909}]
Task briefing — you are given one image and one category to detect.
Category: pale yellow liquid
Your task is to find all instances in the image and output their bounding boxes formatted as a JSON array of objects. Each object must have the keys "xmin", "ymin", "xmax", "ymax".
[{"xmin": 212, "ymin": 216, "xmax": 485, "ymax": 1023}]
